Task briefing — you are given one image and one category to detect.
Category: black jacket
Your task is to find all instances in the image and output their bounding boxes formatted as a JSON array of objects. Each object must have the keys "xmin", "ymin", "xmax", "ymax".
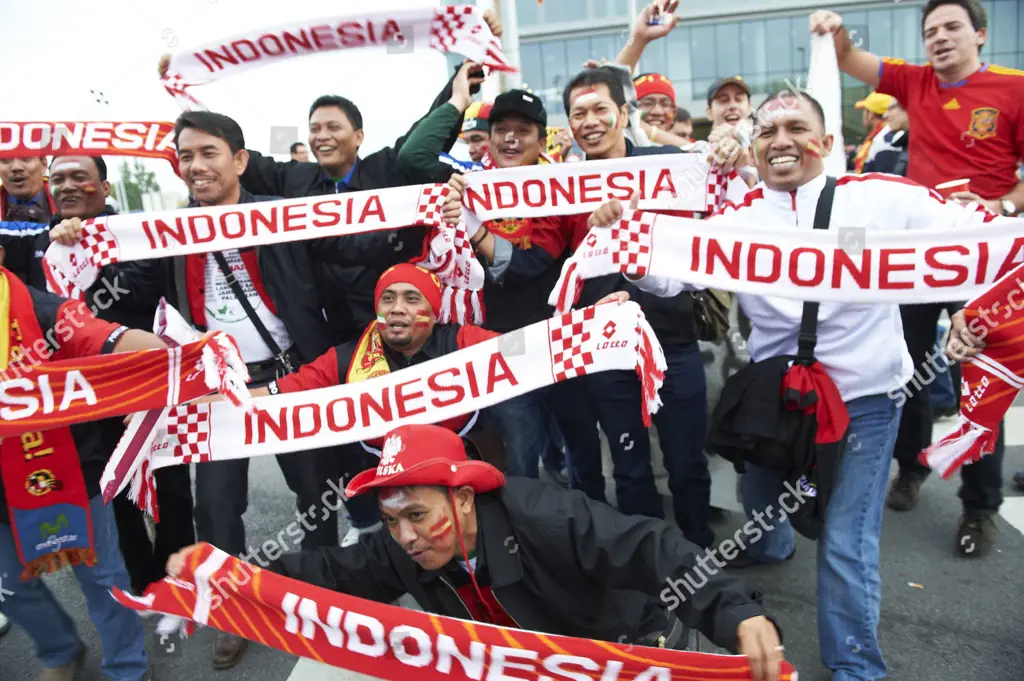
[
  {"xmin": 117, "ymin": 190, "xmax": 426, "ymax": 365},
  {"xmin": 577, "ymin": 142, "xmax": 698, "ymax": 346},
  {"xmin": 239, "ymin": 70, "xmax": 463, "ymax": 343},
  {"xmin": 270, "ymin": 477, "xmax": 766, "ymax": 652}
]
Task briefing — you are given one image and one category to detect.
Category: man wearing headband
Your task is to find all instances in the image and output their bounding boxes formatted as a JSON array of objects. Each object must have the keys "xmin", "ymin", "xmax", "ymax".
[{"xmin": 169, "ymin": 423, "xmax": 786, "ymax": 681}]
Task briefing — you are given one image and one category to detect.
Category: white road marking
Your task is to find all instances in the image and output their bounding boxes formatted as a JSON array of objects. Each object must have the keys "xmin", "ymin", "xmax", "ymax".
[{"xmin": 1000, "ymin": 497, "xmax": 1024, "ymax": 537}]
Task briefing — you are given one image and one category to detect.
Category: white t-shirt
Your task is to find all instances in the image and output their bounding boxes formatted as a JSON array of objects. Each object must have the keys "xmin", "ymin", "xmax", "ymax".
[{"xmin": 204, "ymin": 250, "xmax": 292, "ymax": 363}]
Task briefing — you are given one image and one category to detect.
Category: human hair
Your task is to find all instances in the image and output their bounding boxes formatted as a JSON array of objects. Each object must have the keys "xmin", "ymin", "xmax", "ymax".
[
  {"xmin": 308, "ymin": 95, "xmax": 363, "ymax": 130},
  {"xmin": 676, "ymin": 107, "xmax": 691, "ymax": 123},
  {"xmin": 289, "ymin": 142, "xmax": 305, "ymax": 154},
  {"xmin": 921, "ymin": 0, "xmax": 987, "ymax": 34},
  {"xmin": 50, "ymin": 156, "xmax": 107, "ymax": 181},
  {"xmin": 756, "ymin": 88, "xmax": 827, "ymax": 130},
  {"xmin": 173, "ymin": 111, "xmax": 245, "ymax": 154},
  {"xmin": 562, "ymin": 67, "xmax": 627, "ymax": 115}
]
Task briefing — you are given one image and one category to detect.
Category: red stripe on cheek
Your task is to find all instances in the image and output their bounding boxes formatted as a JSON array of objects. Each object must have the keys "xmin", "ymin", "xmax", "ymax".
[{"xmin": 429, "ymin": 517, "xmax": 453, "ymax": 540}]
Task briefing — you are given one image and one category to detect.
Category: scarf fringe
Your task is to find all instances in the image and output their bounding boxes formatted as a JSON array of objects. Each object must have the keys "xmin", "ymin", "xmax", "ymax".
[
  {"xmin": 635, "ymin": 314, "xmax": 667, "ymax": 426},
  {"xmin": 21, "ymin": 548, "xmax": 96, "ymax": 580},
  {"xmin": 920, "ymin": 414, "xmax": 999, "ymax": 479}
]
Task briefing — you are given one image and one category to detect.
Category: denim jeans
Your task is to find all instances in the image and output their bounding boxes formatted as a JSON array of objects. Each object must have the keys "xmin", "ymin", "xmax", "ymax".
[
  {"xmin": 484, "ymin": 387, "xmax": 555, "ymax": 478},
  {"xmin": 739, "ymin": 393, "xmax": 902, "ymax": 681},
  {"xmin": 0, "ymin": 494, "xmax": 148, "ymax": 681},
  {"xmin": 572, "ymin": 343, "xmax": 712, "ymax": 547}
]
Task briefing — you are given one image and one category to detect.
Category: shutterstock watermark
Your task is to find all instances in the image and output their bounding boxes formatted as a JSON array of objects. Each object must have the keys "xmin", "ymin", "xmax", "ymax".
[
  {"xmin": 887, "ymin": 274, "xmax": 1024, "ymax": 406},
  {"xmin": 659, "ymin": 481, "xmax": 814, "ymax": 611},
  {"xmin": 205, "ymin": 477, "xmax": 349, "ymax": 611},
  {"xmin": 0, "ymin": 273, "xmax": 130, "ymax": 383}
]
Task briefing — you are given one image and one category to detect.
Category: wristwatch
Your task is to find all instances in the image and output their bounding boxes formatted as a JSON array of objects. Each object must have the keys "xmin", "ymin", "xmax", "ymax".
[{"xmin": 1002, "ymin": 199, "xmax": 1018, "ymax": 216}]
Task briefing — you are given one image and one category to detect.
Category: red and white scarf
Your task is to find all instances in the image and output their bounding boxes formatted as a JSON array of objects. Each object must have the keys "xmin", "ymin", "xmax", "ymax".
[
  {"xmin": 551, "ymin": 208, "xmax": 1024, "ymax": 314},
  {"xmin": 113, "ymin": 543, "xmax": 798, "ymax": 681},
  {"xmin": 160, "ymin": 5, "xmax": 515, "ymax": 111},
  {"xmin": 922, "ymin": 261, "xmax": 1024, "ymax": 477},
  {"xmin": 0, "ymin": 122, "xmax": 178, "ymax": 171},
  {"xmin": 103, "ymin": 300, "xmax": 666, "ymax": 517}
]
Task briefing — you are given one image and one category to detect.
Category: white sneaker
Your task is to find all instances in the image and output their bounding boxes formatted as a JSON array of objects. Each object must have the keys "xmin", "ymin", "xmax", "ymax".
[
  {"xmin": 341, "ymin": 522, "xmax": 382, "ymax": 547},
  {"xmin": 0, "ymin": 611, "xmax": 10, "ymax": 637}
]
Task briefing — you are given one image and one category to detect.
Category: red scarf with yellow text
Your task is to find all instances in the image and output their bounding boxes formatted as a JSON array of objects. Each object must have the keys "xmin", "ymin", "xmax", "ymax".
[{"xmin": 0, "ymin": 268, "xmax": 94, "ymax": 579}]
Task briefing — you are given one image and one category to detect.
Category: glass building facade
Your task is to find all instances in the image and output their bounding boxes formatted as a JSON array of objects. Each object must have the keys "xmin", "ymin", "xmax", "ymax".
[{"xmin": 496, "ymin": 0, "xmax": 1024, "ymax": 139}]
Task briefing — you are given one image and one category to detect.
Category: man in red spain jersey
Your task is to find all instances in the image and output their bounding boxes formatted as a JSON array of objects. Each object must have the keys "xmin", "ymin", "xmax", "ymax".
[{"xmin": 810, "ymin": 0, "xmax": 1024, "ymax": 557}]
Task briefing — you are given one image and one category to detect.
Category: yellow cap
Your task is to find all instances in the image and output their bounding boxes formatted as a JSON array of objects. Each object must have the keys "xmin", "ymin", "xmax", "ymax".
[{"xmin": 855, "ymin": 92, "xmax": 895, "ymax": 116}]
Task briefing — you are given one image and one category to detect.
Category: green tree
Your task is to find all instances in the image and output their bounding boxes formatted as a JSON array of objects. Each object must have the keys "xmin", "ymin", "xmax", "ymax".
[{"xmin": 117, "ymin": 159, "xmax": 161, "ymax": 211}]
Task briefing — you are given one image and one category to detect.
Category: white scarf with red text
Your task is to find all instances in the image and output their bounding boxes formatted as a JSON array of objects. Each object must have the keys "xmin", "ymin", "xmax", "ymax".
[
  {"xmin": 550, "ymin": 208, "xmax": 1024, "ymax": 313},
  {"xmin": 43, "ymin": 155, "xmax": 717, "ymax": 324},
  {"xmin": 102, "ymin": 300, "xmax": 666, "ymax": 518},
  {"xmin": 160, "ymin": 5, "xmax": 515, "ymax": 111}
]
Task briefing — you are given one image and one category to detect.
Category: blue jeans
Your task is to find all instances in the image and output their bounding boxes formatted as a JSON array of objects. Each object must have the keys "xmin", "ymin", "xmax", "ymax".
[
  {"xmin": 0, "ymin": 494, "xmax": 148, "ymax": 680},
  {"xmin": 740, "ymin": 393, "xmax": 902, "ymax": 681},
  {"xmin": 573, "ymin": 343, "xmax": 712, "ymax": 547},
  {"xmin": 484, "ymin": 387, "xmax": 555, "ymax": 478}
]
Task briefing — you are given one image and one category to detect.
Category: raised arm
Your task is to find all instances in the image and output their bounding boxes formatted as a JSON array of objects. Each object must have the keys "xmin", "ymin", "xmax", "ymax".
[
  {"xmin": 396, "ymin": 62, "xmax": 484, "ymax": 183},
  {"xmin": 809, "ymin": 10, "xmax": 881, "ymax": 88},
  {"xmin": 614, "ymin": 1, "xmax": 680, "ymax": 74}
]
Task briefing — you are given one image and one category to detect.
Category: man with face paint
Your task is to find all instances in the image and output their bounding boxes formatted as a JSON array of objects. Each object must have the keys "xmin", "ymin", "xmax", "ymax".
[
  {"xmin": 588, "ymin": 86, "xmax": 1024, "ymax": 681},
  {"xmin": 812, "ymin": 0, "xmax": 1024, "ymax": 556},
  {"xmin": 397, "ymin": 89, "xmax": 581, "ymax": 484},
  {"xmin": 555, "ymin": 66, "xmax": 715, "ymax": 551},
  {"xmin": 38, "ymin": 155, "xmax": 201, "ymax": 599},
  {"xmin": 52, "ymin": 110, "xmax": 441, "ymax": 669},
  {"xmin": 168, "ymin": 422, "xmax": 787, "ymax": 681}
]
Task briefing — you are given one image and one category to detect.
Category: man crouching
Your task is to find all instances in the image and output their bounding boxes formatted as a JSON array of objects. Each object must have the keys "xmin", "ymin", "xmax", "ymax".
[{"xmin": 169, "ymin": 424, "xmax": 786, "ymax": 681}]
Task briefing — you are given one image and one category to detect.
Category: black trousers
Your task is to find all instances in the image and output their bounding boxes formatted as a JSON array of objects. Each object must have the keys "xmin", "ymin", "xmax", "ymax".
[
  {"xmin": 113, "ymin": 464, "xmax": 195, "ymax": 593},
  {"xmin": 192, "ymin": 360, "xmax": 342, "ymax": 558},
  {"xmin": 893, "ymin": 302, "xmax": 1004, "ymax": 516}
]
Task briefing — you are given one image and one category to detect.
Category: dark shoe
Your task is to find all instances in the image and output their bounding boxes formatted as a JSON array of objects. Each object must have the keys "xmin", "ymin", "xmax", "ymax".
[
  {"xmin": 956, "ymin": 514, "xmax": 997, "ymax": 557},
  {"xmin": 1012, "ymin": 469, "xmax": 1024, "ymax": 492},
  {"xmin": 38, "ymin": 644, "xmax": 85, "ymax": 681},
  {"xmin": 886, "ymin": 474, "xmax": 923, "ymax": 511},
  {"xmin": 722, "ymin": 546, "xmax": 795, "ymax": 569},
  {"xmin": 212, "ymin": 632, "xmax": 248, "ymax": 669}
]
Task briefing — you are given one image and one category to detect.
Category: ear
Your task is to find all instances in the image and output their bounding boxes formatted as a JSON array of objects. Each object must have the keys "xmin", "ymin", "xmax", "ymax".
[
  {"xmin": 618, "ymin": 104, "xmax": 629, "ymax": 130},
  {"xmin": 101, "ymin": 180, "xmax": 111, "ymax": 199},
  {"xmin": 234, "ymin": 148, "xmax": 250, "ymax": 176},
  {"xmin": 454, "ymin": 485, "xmax": 475, "ymax": 513},
  {"xmin": 821, "ymin": 133, "xmax": 835, "ymax": 157},
  {"xmin": 354, "ymin": 129, "xmax": 365, "ymax": 148},
  {"xmin": 976, "ymin": 27, "xmax": 987, "ymax": 50}
]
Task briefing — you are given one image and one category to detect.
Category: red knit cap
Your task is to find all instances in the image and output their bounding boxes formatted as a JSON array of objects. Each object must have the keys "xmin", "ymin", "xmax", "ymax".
[
  {"xmin": 633, "ymin": 73, "xmax": 676, "ymax": 106},
  {"xmin": 374, "ymin": 263, "xmax": 442, "ymax": 318}
]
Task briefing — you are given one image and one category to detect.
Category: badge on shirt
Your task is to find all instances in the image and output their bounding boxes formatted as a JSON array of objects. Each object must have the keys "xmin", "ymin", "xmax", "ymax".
[{"xmin": 966, "ymin": 107, "xmax": 999, "ymax": 140}]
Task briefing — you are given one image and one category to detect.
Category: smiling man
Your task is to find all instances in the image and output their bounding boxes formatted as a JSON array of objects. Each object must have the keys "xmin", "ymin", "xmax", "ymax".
[
  {"xmin": 810, "ymin": 0, "xmax": 1024, "ymax": 556},
  {"xmin": 587, "ymin": 86, "xmax": 1024, "ymax": 681},
  {"xmin": 50, "ymin": 110, "xmax": 438, "ymax": 669},
  {"xmin": 556, "ymin": 67, "xmax": 714, "ymax": 552},
  {"xmin": 168, "ymin": 422, "xmax": 787, "ymax": 681}
]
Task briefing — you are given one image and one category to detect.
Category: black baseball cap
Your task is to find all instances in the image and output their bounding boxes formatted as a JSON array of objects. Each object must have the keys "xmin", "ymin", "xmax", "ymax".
[
  {"xmin": 488, "ymin": 89, "xmax": 547, "ymax": 129},
  {"xmin": 707, "ymin": 76, "xmax": 751, "ymax": 104}
]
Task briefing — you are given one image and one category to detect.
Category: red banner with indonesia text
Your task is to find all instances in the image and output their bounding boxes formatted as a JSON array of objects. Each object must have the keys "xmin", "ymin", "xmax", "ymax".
[
  {"xmin": 0, "ymin": 122, "xmax": 178, "ymax": 171},
  {"xmin": 113, "ymin": 543, "xmax": 798, "ymax": 681}
]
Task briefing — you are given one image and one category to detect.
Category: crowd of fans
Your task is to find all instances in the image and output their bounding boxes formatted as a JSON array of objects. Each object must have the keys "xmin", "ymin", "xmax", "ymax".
[{"xmin": 0, "ymin": 2, "xmax": 1022, "ymax": 681}]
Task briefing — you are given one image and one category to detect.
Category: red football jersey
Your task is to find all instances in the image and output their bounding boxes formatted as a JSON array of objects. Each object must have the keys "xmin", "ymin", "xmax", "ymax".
[{"xmin": 877, "ymin": 59, "xmax": 1024, "ymax": 199}]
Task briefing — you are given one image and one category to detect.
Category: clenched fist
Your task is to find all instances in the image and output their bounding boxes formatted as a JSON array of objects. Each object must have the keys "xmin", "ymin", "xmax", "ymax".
[{"xmin": 50, "ymin": 218, "xmax": 85, "ymax": 246}]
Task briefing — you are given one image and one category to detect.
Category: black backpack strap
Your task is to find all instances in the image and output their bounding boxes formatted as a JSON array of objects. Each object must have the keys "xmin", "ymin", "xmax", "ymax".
[
  {"xmin": 212, "ymin": 251, "xmax": 296, "ymax": 374},
  {"xmin": 797, "ymin": 176, "xmax": 838, "ymax": 364}
]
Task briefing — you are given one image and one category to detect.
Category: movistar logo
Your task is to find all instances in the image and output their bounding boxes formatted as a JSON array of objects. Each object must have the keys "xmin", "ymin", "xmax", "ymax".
[{"xmin": 40, "ymin": 514, "xmax": 69, "ymax": 538}]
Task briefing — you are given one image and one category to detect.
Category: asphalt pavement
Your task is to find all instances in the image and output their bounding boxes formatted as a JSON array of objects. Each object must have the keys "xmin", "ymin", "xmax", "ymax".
[{"xmin": 2, "ymin": 411, "xmax": 1023, "ymax": 681}]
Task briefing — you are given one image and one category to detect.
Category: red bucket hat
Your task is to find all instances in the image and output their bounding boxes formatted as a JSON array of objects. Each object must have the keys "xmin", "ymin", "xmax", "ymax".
[{"xmin": 346, "ymin": 424, "xmax": 506, "ymax": 497}]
